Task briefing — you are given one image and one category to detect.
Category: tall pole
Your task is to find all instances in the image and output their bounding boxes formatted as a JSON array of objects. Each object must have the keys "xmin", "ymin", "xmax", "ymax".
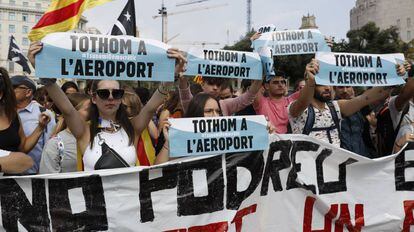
[
  {"xmin": 246, "ymin": 0, "xmax": 251, "ymax": 34},
  {"xmin": 160, "ymin": 0, "xmax": 168, "ymax": 43}
]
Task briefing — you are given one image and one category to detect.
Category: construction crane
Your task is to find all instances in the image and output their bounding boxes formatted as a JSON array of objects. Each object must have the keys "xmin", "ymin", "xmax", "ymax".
[
  {"xmin": 176, "ymin": 0, "xmax": 210, "ymax": 7},
  {"xmin": 171, "ymin": 41, "xmax": 220, "ymax": 48},
  {"xmin": 246, "ymin": 0, "xmax": 252, "ymax": 34},
  {"xmin": 153, "ymin": 2, "xmax": 228, "ymax": 43}
]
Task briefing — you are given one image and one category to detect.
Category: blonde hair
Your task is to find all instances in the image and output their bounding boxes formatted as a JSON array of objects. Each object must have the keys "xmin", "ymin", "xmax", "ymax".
[{"xmin": 122, "ymin": 91, "xmax": 142, "ymax": 117}]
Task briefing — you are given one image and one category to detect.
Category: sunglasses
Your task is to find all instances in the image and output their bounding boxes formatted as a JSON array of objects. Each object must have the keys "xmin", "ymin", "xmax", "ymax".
[{"xmin": 95, "ymin": 89, "xmax": 125, "ymax": 100}]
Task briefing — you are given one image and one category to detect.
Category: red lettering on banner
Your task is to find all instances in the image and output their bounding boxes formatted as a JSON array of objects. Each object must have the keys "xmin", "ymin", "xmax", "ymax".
[
  {"xmin": 303, "ymin": 196, "xmax": 338, "ymax": 232},
  {"xmin": 188, "ymin": 222, "xmax": 229, "ymax": 232},
  {"xmin": 403, "ymin": 200, "xmax": 414, "ymax": 232},
  {"xmin": 303, "ymin": 197, "xmax": 365, "ymax": 232},
  {"xmin": 334, "ymin": 204, "xmax": 364, "ymax": 232},
  {"xmin": 164, "ymin": 222, "xmax": 228, "ymax": 232},
  {"xmin": 164, "ymin": 204, "xmax": 257, "ymax": 232},
  {"xmin": 231, "ymin": 204, "xmax": 257, "ymax": 232}
]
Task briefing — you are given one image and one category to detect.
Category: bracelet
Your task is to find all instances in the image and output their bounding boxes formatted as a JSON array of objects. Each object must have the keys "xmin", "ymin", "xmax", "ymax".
[
  {"xmin": 157, "ymin": 85, "xmax": 168, "ymax": 96},
  {"xmin": 395, "ymin": 142, "xmax": 404, "ymax": 148}
]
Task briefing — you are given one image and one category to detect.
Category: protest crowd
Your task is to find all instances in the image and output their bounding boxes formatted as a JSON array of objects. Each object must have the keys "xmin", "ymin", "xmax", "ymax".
[
  {"xmin": 1, "ymin": 32, "xmax": 413, "ymax": 174},
  {"xmin": 2, "ymin": 1, "xmax": 414, "ymax": 230}
]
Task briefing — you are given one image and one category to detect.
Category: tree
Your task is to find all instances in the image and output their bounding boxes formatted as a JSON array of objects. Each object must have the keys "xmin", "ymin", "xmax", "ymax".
[
  {"xmin": 223, "ymin": 30, "xmax": 256, "ymax": 52},
  {"xmin": 334, "ymin": 22, "xmax": 405, "ymax": 54}
]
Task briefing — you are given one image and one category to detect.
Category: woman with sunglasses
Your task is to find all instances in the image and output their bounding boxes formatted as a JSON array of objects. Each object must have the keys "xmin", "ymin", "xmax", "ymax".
[
  {"xmin": 0, "ymin": 67, "xmax": 49, "ymax": 173},
  {"xmin": 155, "ymin": 93, "xmax": 222, "ymax": 164},
  {"xmin": 29, "ymin": 43, "xmax": 186, "ymax": 170}
]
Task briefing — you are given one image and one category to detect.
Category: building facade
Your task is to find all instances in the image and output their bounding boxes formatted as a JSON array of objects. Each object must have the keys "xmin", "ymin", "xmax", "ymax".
[
  {"xmin": 300, "ymin": 14, "xmax": 318, "ymax": 30},
  {"xmin": 0, "ymin": 0, "xmax": 88, "ymax": 77},
  {"xmin": 350, "ymin": 0, "xmax": 414, "ymax": 42}
]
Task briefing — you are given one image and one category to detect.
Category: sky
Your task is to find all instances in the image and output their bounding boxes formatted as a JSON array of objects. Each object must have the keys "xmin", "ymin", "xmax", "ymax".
[{"xmin": 83, "ymin": 0, "xmax": 356, "ymax": 50}]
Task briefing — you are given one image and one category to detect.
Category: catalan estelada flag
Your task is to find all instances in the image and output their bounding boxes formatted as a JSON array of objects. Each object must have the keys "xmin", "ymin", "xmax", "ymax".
[
  {"xmin": 29, "ymin": 0, "xmax": 113, "ymax": 42},
  {"xmin": 136, "ymin": 128, "xmax": 156, "ymax": 166}
]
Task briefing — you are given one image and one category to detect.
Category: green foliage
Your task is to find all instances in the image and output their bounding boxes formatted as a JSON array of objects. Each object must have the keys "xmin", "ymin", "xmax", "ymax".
[
  {"xmin": 223, "ymin": 30, "xmax": 256, "ymax": 52},
  {"xmin": 343, "ymin": 22, "xmax": 404, "ymax": 53}
]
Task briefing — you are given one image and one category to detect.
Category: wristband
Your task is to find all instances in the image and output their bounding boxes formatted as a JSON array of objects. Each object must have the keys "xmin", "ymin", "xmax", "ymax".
[{"xmin": 395, "ymin": 142, "xmax": 404, "ymax": 148}]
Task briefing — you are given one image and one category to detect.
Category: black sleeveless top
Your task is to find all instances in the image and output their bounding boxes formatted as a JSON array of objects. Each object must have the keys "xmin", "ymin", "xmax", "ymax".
[{"xmin": 0, "ymin": 116, "xmax": 21, "ymax": 152}]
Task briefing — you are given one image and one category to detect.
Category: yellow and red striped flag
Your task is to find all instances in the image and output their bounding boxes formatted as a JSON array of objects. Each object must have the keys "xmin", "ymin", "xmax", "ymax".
[{"xmin": 29, "ymin": 0, "xmax": 113, "ymax": 42}]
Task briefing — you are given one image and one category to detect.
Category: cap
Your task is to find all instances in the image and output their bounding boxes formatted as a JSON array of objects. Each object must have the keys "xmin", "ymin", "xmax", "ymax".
[{"xmin": 10, "ymin": 75, "xmax": 36, "ymax": 93}]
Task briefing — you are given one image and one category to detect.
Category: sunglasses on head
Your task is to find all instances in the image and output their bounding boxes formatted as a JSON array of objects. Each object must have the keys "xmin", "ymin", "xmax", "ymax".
[{"xmin": 95, "ymin": 89, "xmax": 125, "ymax": 100}]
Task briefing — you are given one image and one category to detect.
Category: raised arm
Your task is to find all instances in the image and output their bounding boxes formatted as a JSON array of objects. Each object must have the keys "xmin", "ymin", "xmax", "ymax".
[
  {"xmin": 28, "ymin": 42, "xmax": 87, "ymax": 140},
  {"xmin": 338, "ymin": 87, "xmax": 391, "ymax": 117},
  {"xmin": 253, "ymin": 85, "xmax": 265, "ymax": 109},
  {"xmin": 289, "ymin": 59, "xmax": 317, "ymax": 118},
  {"xmin": 221, "ymin": 79, "xmax": 262, "ymax": 115},
  {"xmin": 337, "ymin": 63, "xmax": 407, "ymax": 117},
  {"xmin": 131, "ymin": 48, "xmax": 186, "ymax": 136},
  {"xmin": 394, "ymin": 62, "xmax": 413, "ymax": 111},
  {"xmin": 18, "ymin": 113, "xmax": 50, "ymax": 153},
  {"xmin": 0, "ymin": 151, "xmax": 34, "ymax": 174},
  {"xmin": 177, "ymin": 75, "xmax": 193, "ymax": 114}
]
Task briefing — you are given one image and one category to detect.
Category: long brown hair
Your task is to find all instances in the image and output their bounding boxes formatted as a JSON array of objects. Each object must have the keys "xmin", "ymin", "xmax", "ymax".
[
  {"xmin": 0, "ymin": 67, "xmax": 17, "ymax": 121},
  {"xmin": 89, "ymin": 80, "xmax": 134, "ymax": 148}
]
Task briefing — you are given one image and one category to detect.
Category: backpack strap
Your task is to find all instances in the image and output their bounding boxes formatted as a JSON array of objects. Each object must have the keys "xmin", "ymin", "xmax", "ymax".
[
  {"xmin": 396, "ymin": 104, "xmax": 410, "ymax": 131},
  {"xmin": 302, "ymin": 105, "xmax": 315, "ymax": 135},
  {"xmin": 39, "ymin": 105, "xmax": 46, "ymax": 113},
  {"xmin": 327, "ymin": 101, "xmax": 341, "ymax": 132}
]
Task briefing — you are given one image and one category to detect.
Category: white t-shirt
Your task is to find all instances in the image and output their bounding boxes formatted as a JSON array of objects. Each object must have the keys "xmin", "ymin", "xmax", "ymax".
[
  {"xmin": 388, "ymin": 96, "xmax": 414, "ymax": 129},
  {"xmin": 395, "ymin": 124, "xmax": 414, "ymax": 146},
  {"xmin": 83, "ymin": 128, "xmax": 136, "ymax": 171},
  {"xmin": 0, "ymin": 149, "xmax": 10, "ymax": 157},
  {"xmin": 288, "ymin": 101, "xmax": 342, "ymax": 147}
]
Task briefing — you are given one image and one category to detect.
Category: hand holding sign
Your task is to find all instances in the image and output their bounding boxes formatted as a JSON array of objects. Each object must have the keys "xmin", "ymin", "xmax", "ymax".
[
  {"xmin": 396, "ymin": 60, "xmax": 411, "ymax": 77},
  {"xmin": 167, "ymin": 48, "xmax": 187, "ymax": 76},
  {"xmin": 28, "ymin": 41, "xmax": 42, "ymax": 68},
  {"xmin": 305, "ymin": 58, "xmax": 319, "ymax": 82}
]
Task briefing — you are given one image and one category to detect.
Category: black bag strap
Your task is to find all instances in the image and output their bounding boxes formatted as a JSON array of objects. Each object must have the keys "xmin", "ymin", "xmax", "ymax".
[
  {"xmin": 396, "ymin": 104, "xmax": 410, "ymax": 131},
  {"xmin": 327, "ymin": 101, "xmax": 340, "ymax": 132},
  {"xmin": 302, "ymin": 105, "xmax": 315, "ymax": 135}
]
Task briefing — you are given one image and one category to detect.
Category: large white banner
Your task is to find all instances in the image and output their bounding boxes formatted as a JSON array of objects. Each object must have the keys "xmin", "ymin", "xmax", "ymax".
[{"xmin": 1, "ymin": 134, "xmax": 414, "ymax": 231}]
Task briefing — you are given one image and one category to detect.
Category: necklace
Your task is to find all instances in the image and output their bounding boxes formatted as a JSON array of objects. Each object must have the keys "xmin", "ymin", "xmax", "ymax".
[{"xmin": 98, "ymin": 118, "xmax": 121, "ymax": 132}]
